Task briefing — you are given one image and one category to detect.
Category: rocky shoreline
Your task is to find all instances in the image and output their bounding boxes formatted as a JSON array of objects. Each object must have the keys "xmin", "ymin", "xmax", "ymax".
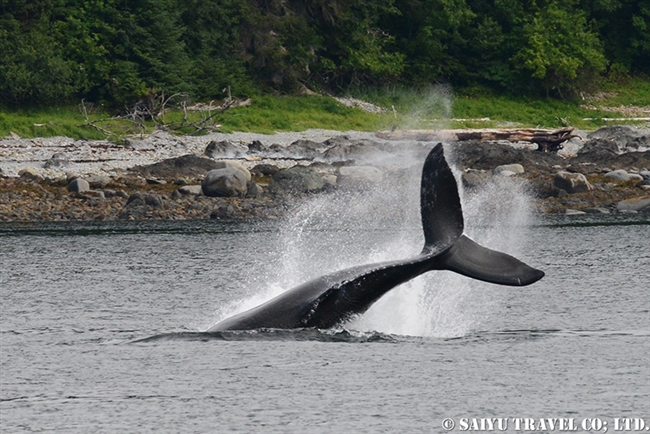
[{"xmin": 1, "ymin": 126, "xmax": 649, "ymax": 222}]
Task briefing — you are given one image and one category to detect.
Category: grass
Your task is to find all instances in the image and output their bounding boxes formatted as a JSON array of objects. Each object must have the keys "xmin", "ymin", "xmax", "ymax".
[{"xmin": 1, "ymin": 78, "xmax": 649, "ymax": 140}]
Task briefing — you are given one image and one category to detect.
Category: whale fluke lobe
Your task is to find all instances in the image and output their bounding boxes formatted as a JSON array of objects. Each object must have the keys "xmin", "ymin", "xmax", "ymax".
[
  {"xmin": 437, "ymin": 235, "xmax": 545, "ymax": 286},
  {"xmin": 420, "ymin": 143, "xmax": 464, "ymax": 254},
  {"xmin": 208, "ymin": 143, "xmax": 544, "ymax": 332}
]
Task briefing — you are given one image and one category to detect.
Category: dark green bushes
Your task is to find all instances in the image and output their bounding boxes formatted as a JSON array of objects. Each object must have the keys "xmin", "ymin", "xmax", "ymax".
[{"xmin": 1, "ymin": 0, "xmax": 648, "ymax": 108}]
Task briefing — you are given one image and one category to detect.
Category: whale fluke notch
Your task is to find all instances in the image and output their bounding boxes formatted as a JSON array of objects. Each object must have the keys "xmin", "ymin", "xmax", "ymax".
[{"xmin": 208, "ymin": 143, "xmax": 544, "ymax": 332}]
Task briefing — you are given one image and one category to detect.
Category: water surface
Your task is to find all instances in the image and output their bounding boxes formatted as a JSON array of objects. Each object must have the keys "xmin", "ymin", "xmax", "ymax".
[{"xmin": 2, "ymin": 214, "xmax": 648, "ymax": 432}]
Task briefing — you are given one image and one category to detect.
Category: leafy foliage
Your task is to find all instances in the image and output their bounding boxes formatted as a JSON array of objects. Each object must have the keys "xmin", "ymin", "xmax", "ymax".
[{"xmin": 0, "ymin": 0, "xmax": 647, "ymax": 108}]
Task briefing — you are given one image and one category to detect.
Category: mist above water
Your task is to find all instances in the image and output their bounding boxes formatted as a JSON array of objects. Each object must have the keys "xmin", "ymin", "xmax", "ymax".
[{"xmin": 397, "ymin": 84, "xmax": 454, "ymax": 130}]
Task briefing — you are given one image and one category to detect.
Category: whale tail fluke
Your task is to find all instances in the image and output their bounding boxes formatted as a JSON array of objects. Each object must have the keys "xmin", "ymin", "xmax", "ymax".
[
  {"xmin": 420, "ymin": 143, "xmax": 544, "ymax": 287},
  {"xmin": 437, "ymin": 235, "xmax": 545, "ymax": 286}
]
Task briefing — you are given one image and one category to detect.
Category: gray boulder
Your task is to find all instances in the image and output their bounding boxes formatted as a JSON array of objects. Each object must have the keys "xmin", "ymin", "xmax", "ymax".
[
  {"xmin": 584, "ymin": 207, "xmax": 610, "ymax": 214},
  {"xmin": 202, "ymin": 168, "xmax": 248, "ymax": 197},
  {"xmin": 493, "ymin": 164, "xmax": 524, "ymax": 175},
  {"xmin": 245, "ymin": 181, "xmax": 264, "ymax": 198},
  {"xmin": 268, "ymin": 166, "xmax": 325, "ymax": 194},
  {"xmin": 178, "ymin": 185, "xmax": 203, "ymax": 195},
  {"xmin": 247, "ymin": 140, "xmax": 267, "ymax": 155},
  {"xmin": 68, "ymin": 178, "xmax": 90, "ymax": 193},
  {"xmin": 604, "ymin": 169, "xmax": 631, "ymax": 181},
  {"xmin": 251, "ymin": 164, "xmax": 280, "ymax": 177},
  {"xmin": 461, "ymin": 169, "xmax": 490, "ymax": 189},
  {"xmin": 587, "ymin": 126, "xmax": 650, "ymax": 152},
  {"xmin": 18, "ymin": 168, "xmax": 43, "ymax": 181},
  {"xmin": 617, "ymin": 197, "xmax": 650, "ymax": 212},
  {"xmin": 554, "ymin": 171, "xmax": 593, "ymax": 194},
  {"xmin": 204, "ymin": 140, "xmax": 248, "ymax": 159},
  {"xmin": 86, "ymin": 175, "xmax": 112, "ymax": 188},
  {"xmin": 210, "ymin": 160, "xmax": 252, "ymax": 181},
  {"xmin": 43, "ymin": 153, "xmax": 70, "ymax": 169},
  {"xmin": 283, "ymin": 139, "xmax": 329, "ymax": 159},
  {"xmin": 320, "ymin": 141, "xmax": 385, "ymax": 162},
  {"xmin": 118, "ymin": 193, "xmax": 165, "ymax": 219},
  {"xmin": 129, "ymin": 154, "xmax": 220, "ymax": 180}
]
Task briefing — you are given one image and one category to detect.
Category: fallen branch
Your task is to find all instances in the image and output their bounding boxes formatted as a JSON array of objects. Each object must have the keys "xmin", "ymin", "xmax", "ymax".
[{"xmin": 376, "ymin": 127, "xmax": 577, "ymax": 152}]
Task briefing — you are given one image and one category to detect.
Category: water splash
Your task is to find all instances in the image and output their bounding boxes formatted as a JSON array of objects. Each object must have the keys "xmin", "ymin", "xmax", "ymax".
[
  {"xmin": 213, "ymin": 143, "xmax": 535, "ymax": 338},
  {"xmin": 399, "ymin": 84, "xmax": 454, "ymax": 130}
]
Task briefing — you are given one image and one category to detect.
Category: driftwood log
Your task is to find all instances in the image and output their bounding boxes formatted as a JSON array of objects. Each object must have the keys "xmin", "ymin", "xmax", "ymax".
[{"xmin": 376, "ymin": 127, "xmax": 577, "ymax": 152}]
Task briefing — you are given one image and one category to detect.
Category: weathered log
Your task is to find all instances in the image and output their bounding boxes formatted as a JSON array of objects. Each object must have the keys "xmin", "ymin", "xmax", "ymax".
[{"xmin": 376, "ymin": 127, "xmax": 577, "ymax": 152}]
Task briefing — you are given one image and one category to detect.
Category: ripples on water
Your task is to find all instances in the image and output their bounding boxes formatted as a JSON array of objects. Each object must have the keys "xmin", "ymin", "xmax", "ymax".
[{"xmin": 1, "ymin": 178, "xmax": 649, "ymax": 432}]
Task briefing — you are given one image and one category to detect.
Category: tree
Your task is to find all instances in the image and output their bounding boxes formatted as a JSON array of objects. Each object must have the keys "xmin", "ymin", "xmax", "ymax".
[{"xmin": 512, "ymin": 0, "xmax": 606, "ymax": 97}]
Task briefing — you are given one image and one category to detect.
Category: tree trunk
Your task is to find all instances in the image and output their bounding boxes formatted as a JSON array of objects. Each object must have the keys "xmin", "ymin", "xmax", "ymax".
[{"xmin": 376, "ymin": 127, "xmax": 576, "ymax": 152}]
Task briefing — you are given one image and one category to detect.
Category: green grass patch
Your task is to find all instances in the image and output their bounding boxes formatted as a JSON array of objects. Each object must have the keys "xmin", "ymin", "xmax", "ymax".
[
  {"xmin": 350, "ymin": 78, "xmax": 650, "ymax": 131},
  {"xmin": 214, "ymin": 95, "xmax": 395, "ymax": 133},
  {"xmin": 0, "ymin": 107, "xmax": 109, "ymax": 140},
  {"xmin": 1, "ymin": 79, "xmax": 649, "ymax": 141}
]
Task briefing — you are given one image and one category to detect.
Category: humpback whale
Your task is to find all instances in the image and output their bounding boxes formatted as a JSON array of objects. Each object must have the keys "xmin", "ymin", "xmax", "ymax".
[{"xmin": 209, "ymin": 143, "xmax": 544, "ymax": 332}]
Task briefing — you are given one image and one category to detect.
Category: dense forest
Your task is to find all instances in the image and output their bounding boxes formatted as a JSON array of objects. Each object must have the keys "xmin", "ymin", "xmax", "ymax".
[{"xmin": 1, "ymin": 0, "xmax": 649, "ymax": 108}]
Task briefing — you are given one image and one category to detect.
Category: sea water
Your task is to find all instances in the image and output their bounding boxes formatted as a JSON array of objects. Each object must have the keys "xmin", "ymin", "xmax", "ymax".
[{"xmin": 1, "ymin": 169, "xmax": 649, "ymax": 432}]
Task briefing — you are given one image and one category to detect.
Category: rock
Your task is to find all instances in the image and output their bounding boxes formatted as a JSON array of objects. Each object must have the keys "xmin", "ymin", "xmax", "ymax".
[
  {"xmin": 86, "ymin": 175, "xmax": 112, "ymax": 188},
  {"xmin": 604, "ymin": 169, "xmax": 631, "ymax": 181},
  {"xmin": 201, "ymin": 168, "xmax": 248, "ymax": 197},
  {"xmin": 145, "ymin": 194, "xmax": 164, "ymax": 209},
  {"xmin": 146, "ymin": 178, "xmax": 167, "ymax": 185},
  {"xmin": 178, "ymin": 185, "xmax": 203, "ymax": 195},
  {"xmin": 320, "ymin": 141, "xmax": 385, "ymax": 162},
  {"xmin": 587, "ymin": 126, "xmax": 650, "ymax": 152},
  {"xmin": 245, "ymin": 181, "xmax": 264, "ymax": 198},
  {"xmin": 338, "ymin": 166, "xmax": 383, "ymax": 184},
  {"xmin": 19, "ymin": 168, "xmax": 43, "ymax": 181},
  {"xmin": 322, "ymin": 174, "xmax": 337, "ymax": 186},
  {"xmin": 461, "ymin": 170, "xmax": 490, "ymax": 189},
  {"xmin": 616, "ymin": 197, "xmax": 650, "ymax": 212},
  {"xmin": 209, "ymin": 202, "xmax": 239, "ymax": 219},
  {"xmin": 7, "ymin": 131, "xmax": 20, "ymax": 139},
  {"xmin": 640, "ymin": 170, "xmax": 650, "ymax": 180},
  {"xmin": 210, "ymin": 160, "xmax": 252, "ymax": 181},
  {"xmin": 584, "ymin": 207, "xmax": 610, "ymax": 214},
  {"xmin": 43, "ymin": 153, "xmax": 69, "ymax": 169},
  {"xmin": 78, "ymin": 190, "xmax": 105, "ymax": 200},
  {"xmin": 124, "ymin": 138, "xmax": 152, "ymax": 150},
  {"xmin": 452, "ymin": 140, "xmax": 563, "ymax": 174},
  {"xmin": 118, "ymin": 193, "xmax": 165, "ymax": 219},
  {"xmin": 68, "ymin": 178, "xmax": 90, "ymax": 193},
  {"xmin": 493, "ymin": 163, "xmax": 524, "ymax": 175},
  {"xmin": 565, "ymin": 209, "xmax": 587, "ymax": 215},
  {"xmin": 125, "ymin": 193, "xmax": 164, "ymax": 209},
  {"xmin": 268, "ymin": 166, "xmax": 325, "ymax": 194},
  {"xmin": 283, "ymin": 139, "xmax": 328, "ymax": 159},
  {"xmin": 204, "ymin": 140, "xmax": 248, "ymax": 158},
  {"xmin": 251, "ymin": 164, "xmax": 280, "ymax": 177},
  {"xmin": 248, "ymin": 140, "xmax": 267, "ymax": 154},
  {"xmin": 554, "ymin": 171, "xmax": 592, "ymax": 194},
  {"xmin": 129, "ymin": 154, "xmax": 221, "ymax": 179},
  {"xmin": 576, "ymin": 138, "xmax": 619, "ymax": 160}
]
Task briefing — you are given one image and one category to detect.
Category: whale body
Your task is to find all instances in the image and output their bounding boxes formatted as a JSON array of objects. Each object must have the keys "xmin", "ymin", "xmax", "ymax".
[{"xmin": 208, "ymin": 144, "xmax": 544, "ymax": 332}]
